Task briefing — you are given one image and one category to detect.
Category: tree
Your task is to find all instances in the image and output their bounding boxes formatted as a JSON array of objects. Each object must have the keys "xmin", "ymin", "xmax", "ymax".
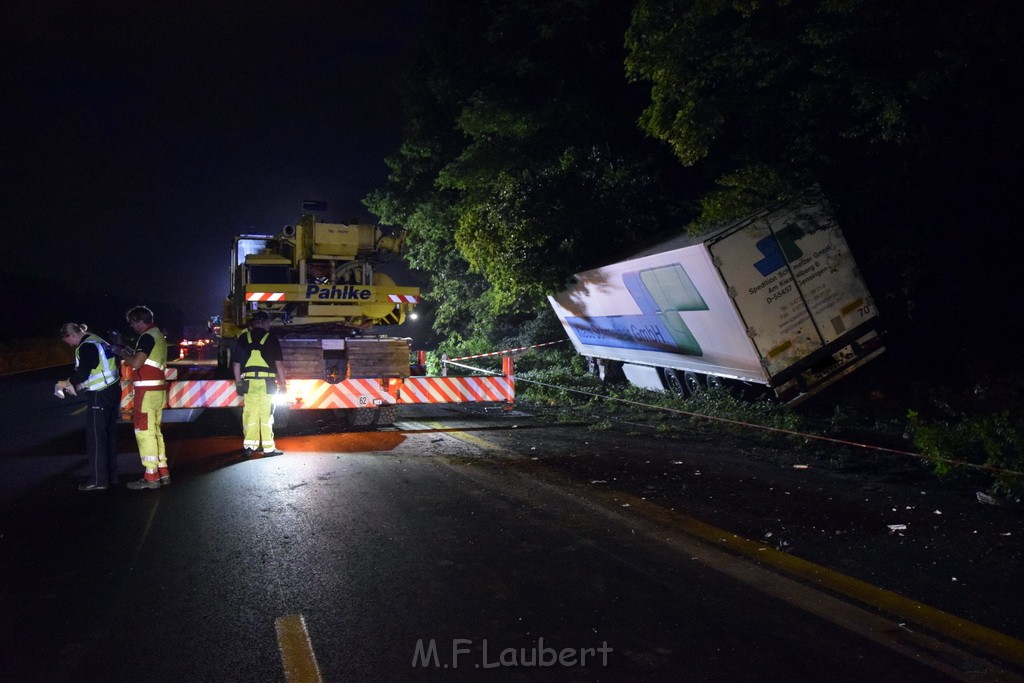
[
  {"xmin": 366, "ymin": 0, "xmax": 690, "ymax": 352},
  {"xmin": 625, "ymin": 0, "xmax": 1023, "ymax": 331},
  {"xmin": 625, "ymin": 0, "xmax": 1020, "ymax": 224}
]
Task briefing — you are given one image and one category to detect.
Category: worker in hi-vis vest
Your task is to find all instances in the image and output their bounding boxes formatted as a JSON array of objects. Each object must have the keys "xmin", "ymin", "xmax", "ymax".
[
  {"xmin": 119, "ymin": 305, "xmax": 169, "ymax": 489},
  {"xmin": 232, "ymin": 310, "xmax": 287, "ymax": 456},
  {"xmin": 56, "ymin": 322, "xmax": 122, "ymax": 491}
]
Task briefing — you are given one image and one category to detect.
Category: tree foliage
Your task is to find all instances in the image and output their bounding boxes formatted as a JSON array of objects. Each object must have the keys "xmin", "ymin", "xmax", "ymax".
[
  {"xmin": 365, "ymin": 0, "xmax": 689, "ymax": 352},
  {"xmin": 625, "ymin": 0, "xmax": 1021, "ymax": 223},
  {"xmin": 370, "ymin": 0, "xmax": 1021, "ymax": 357},
  {"xmin": 624, "ymin": 0, "xmax": 1022, "ymax": 335}
]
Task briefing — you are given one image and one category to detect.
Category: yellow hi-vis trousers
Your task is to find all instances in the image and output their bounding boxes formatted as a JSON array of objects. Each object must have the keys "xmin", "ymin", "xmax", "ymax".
[
  {"xmin": 242, "ymin": 379, "xmax": 275, "ymax": 451},
  {"xmin": 133, "ymin": 388, "xmax": 167, "ymax": 477}
]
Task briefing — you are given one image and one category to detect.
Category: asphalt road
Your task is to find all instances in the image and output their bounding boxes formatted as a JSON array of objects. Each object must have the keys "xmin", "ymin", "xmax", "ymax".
[{"xmin": 1, "ymin": 368, "xmax": 1022, "ymax": 681}]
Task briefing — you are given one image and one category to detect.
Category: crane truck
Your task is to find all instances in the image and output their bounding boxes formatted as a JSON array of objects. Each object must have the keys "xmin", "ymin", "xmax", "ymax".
[
  {"xmin": 119, "ymin": 202, "xmax": 516, "ymax": 429},
  {"xmin": 219, "ymin": 203, "xmax": 419, "ymax": 371},
  {"xmin": 548, "ymin": 187, "xmax": 885, "ymax": 405},
  {"xmin": 212, "ymin": 201, "xmax": 422, "ymax": 426}
]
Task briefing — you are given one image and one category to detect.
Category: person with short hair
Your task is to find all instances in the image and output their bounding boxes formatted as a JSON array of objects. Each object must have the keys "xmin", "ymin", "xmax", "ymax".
[
  {"xmin": 119, "ymin": 305, "xmax": 169, "ymax": 489},
  {"xmin": 56, "ymin": 322, "xmax": 122, "ymax": 491},
  {"xmin": 232, "ymin": 311, "xmax": 287, "ymax": 456}
]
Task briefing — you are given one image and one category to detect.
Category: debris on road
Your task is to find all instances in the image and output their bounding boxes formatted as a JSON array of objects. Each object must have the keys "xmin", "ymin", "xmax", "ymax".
[{"xmin": 977, "ymin": 491, "xmax": 999, "ymax": 506}]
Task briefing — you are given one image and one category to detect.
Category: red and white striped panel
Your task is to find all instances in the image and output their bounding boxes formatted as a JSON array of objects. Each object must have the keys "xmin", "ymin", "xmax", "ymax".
[
  {"xmin": 120, "ymin": 381, "xmax": 133, "ymax": 412},
  {"xmin": 387, "ymin": 294, "xmax": 421, "ymax": 303},
  {"xmin": 246, "ymin": 292, "xmax": 287, "ymax": 302},
  {"xmin": 287, "ymin": 379, "xmax": 396, "ymax": 409},
  {"xmin": 129, "ymin": 376, "xmax": 513, "ymax": 410},
  {"xmin": 400, "ymin": 376, "xmax": 513, "ymax": 404},
  {"xmin": 168, "ymin": 380, "xmax": 242, "ymax": 408}
]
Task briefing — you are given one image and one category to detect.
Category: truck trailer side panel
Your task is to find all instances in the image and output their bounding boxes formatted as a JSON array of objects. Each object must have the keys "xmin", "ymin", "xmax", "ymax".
[
  {"xmin": 548, "ymin": 243, "xmax": 768, "ymax": 384},
  {"xmin": 548, "ymin": 188, "xmax": 885, "ymax": 403}
]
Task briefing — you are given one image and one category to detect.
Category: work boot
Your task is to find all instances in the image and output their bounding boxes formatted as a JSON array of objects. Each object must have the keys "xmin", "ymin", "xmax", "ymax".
[
  {"xmin": 78, "ymin": 482, "xmax": 108, "ymax": 491},
  {"xmin": 159, "ymin": 468, "xmax": 170, "ymax": 486},
  {"xmin": 263, "ymin": 449, "xmax": 284, "ymax": 456},
  {"xmin": 243, "ymin": 447, "xmax": 256, "ymax": 458},
  {"xmin": 127, "ymin": 477, "xmax": 161, "ymax": 490}
]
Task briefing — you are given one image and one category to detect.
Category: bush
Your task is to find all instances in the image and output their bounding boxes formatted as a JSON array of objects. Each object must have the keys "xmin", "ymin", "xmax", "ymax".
[
  {"xmin": 907, "ymin": 381, "xmax": 1024, "ymax": 496},
  {"xmin": 512, "ymin": 350, "xmax": 807, "ymax": 444},
  {"xmin": 908, "ymin": 409, "xmax": 1024, "ymax": 495},
  {"xmin": 516, "ymin": 353, "xmax": 606, "ymax": 405}
]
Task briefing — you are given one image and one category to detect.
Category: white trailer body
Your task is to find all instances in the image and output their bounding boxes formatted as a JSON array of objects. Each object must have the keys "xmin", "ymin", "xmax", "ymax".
[{"xmin": 548, "ymin": 188, "xmax": 885, "ymax": 404}]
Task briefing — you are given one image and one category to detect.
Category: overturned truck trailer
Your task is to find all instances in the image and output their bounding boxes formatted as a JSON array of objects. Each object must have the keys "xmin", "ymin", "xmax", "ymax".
[{"xmin": 548, "ymin": 187, "xmax": 885, "ymax": 405}]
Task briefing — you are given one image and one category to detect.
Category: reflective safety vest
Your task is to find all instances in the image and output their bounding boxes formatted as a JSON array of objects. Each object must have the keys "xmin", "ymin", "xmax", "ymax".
[
  {"xmin": 76, "ymin": 334, "xmax": 120, "ymax": 391},
  {"xmin": 132, "ymin": 326, "xmax": 168, "ymax": 389},
  {"xmin": 240, "ymin": 330, "xmax": 276, "ymax": 379}
]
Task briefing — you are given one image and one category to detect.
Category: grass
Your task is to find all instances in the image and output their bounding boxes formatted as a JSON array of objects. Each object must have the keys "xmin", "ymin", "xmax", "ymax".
[{"xmin": 513, "ymin": 349, "xmax": 1024, "ymax": 497}]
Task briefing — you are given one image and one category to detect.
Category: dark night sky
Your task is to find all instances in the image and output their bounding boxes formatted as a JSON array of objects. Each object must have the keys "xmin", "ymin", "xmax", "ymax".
[{"xmin": 1, "ymin": 2, "xmax": 426, "ymax": 338}]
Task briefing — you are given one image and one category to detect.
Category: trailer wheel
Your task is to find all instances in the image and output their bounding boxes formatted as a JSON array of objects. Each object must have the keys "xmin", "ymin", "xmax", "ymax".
[
  {"xmin": 663, "ymin": 368, "xmax": 687, "ymax": 397},
  {"xmin": 338, "ymin": 408, "xmax": 377, "ymax": 431},
  {"xmin": 683, "ymin": 371, "xmax": 704, "ymax": 396},
  {"xmin": 663, "ymin": 369, "xmax": 704, "ymax": 397},
  {"xmin": 706, "ymin": 375, "xmax": 726, "ymax": 391},
  {"xmin": 706, "ymin": 374, "xmax": 749, "ymax": 398},
  {"xmin": 375, "ymin": 405, "xmax": 399, "ymax": 427}
]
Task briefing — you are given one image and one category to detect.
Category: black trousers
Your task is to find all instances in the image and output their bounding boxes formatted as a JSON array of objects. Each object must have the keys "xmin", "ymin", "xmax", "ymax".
[{"xmin": 84, "ymin": 382, "xmax": 121, "ymax": 486}]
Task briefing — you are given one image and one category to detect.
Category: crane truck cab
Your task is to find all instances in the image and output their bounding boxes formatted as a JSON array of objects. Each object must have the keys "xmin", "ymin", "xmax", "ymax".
[{"xmin": 216, "ymin": 207, "xmax": 421, "ymax": 385}]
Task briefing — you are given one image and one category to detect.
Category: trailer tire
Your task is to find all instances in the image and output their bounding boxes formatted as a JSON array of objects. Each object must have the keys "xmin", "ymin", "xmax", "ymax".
[
  {"xmin": 338, "ymin": 408, "xmax": 377, "ymax": 431},
  {"xmin": 706, "ymin": 375, "xmax": 727, "ymax": 391},
  {"xmin": 375, "ymin": 405, "xmax": 399, "ymax": 427},
  {"xmin": 705, "ymin": 374, "xmax": 751, "ymax": 399},
  {"xmin": 663, "ymin": 368, "xmax": 687, "ymax": 397},
  {"xmin": 683, "ymin": 371, "xmax": 704, "ymax": 396},
  {"xmin": 663, "ymin": 369, "xmax": 704, "ymax": 397}
]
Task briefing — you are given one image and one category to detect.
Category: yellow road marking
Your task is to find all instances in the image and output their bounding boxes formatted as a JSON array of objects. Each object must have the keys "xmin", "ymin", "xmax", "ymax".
[
  {"xmin": 444, "ymin": 427, "xmax": 1024, "ymax": 672},
  {"xmin": 275, "ymin": 614, "xmax": 323, "ymax": 682},
  {"xmin": 425, "ymin": 421, "xmax": 506, "ymax": 451},
  {"xmin": 582, "ymin": 484, "xmax": 1024, "ymax": 673}
]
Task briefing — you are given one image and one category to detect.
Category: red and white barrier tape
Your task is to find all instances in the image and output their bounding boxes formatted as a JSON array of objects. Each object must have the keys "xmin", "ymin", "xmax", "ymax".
[
  {"xmin": 512, "ymin": 375, "xmax": 1024, "ymax": 476},
  {"xmin": 445, "ymin": 339, "xmax": 566, "ymax": 363}
]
